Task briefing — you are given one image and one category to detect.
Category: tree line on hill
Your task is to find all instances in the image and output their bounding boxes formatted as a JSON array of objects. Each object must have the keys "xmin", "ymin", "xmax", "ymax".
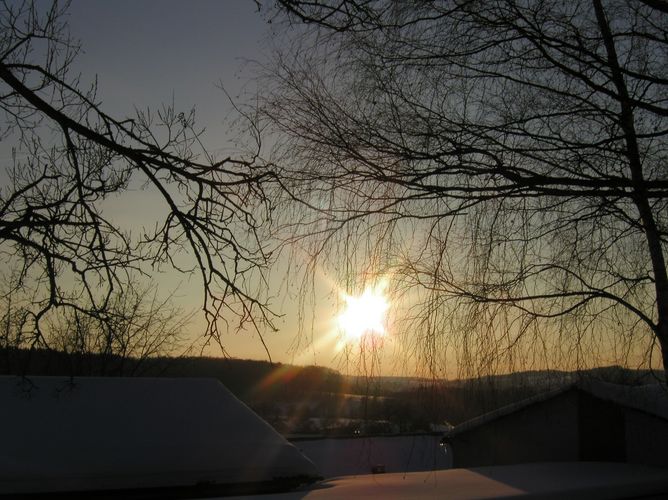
[{"xmin": 1, "ymin": 347, "xmax": 661, "ymax": 436}]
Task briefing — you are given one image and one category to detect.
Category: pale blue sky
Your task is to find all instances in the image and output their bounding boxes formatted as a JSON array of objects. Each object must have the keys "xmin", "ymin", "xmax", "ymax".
[
  {"xmin": 66, "ymin": 0, "xmax": 270, "ymax": 142},
  {"xmin": 61, "ymin": 1, "xmax": 361, "ymax": 370}
]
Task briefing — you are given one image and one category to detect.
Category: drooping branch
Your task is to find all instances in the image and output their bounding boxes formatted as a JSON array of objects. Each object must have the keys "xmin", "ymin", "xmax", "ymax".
[
  {"xmin": 263, "ymin": 0, "xmax": 668, "ymax": 375},
  {"xmin": 0, "ymin": 2, "xmax": 278, "ymax": 357}
]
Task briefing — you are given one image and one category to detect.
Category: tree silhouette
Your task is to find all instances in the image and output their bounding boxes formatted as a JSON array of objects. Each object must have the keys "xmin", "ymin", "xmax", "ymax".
[
  {"xmin": 261, "ymin": 0, "xmax": 668, "ymax": 376},
  {"xmin": 0, "ymin": 1, "xmax": 277, "ymax": 358}
]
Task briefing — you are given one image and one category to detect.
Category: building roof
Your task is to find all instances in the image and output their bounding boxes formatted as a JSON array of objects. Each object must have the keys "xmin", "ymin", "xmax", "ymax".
[
  {"xmin": 579, "ymin": 378, "xmax": 668, "ymax": 420},
  {"xmin": 224, "ymin": 462, "xmax": 668, "ymax": 499},
  {"xmin": 444, "ymin": 380, "xmax": 668, "ymax": 439},
  {"xmin": 0, "ymin": 376, "xmax": 319, "ymax": 495}
]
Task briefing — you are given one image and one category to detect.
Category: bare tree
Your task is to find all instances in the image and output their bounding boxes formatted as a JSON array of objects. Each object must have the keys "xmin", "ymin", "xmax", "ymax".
[
  {"xmin": 258, "ymin": 0, "xmax": 668, "ymax": 376},
  {"xmin": 0, "ymin": 1, "xmax": 278, "ymax": 359},
  {"xmin": 46, "ymin": 281, "xmax": 192, "ymax": 375},
  {"xmin": 0, "ymin": 277, "xmax": 191, "ymax": 375}
]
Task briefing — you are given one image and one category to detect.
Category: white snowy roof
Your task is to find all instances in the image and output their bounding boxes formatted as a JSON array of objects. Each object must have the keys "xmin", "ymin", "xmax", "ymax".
[
  {"xmin": 0, "ymin": 376, "xmax": 319, "ymax": 495},
  {"xmin": 226, "ymin": 462, "xmax": 668, "ymax": 499},
  {"xmin": 445, "ymin": 380, "xmax": 668, "ymax": 438},
  {"xmin": 444, "ymin": 385, "xmax": 571, "ymax": 438},
  {"xmin": 580, "ymin": 379, "xmax": 668, "ymax": 420}
]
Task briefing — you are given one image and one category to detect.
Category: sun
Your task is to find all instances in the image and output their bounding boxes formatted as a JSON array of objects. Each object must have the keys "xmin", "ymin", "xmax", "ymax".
[{"xmin": 338, "ymin": 285, "xmax": 389, "ymax": 342}]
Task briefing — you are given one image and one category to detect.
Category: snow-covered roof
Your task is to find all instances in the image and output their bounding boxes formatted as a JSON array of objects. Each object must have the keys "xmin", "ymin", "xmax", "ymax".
[
  {"xmin": 445, "ymin": 380, "xmax": 668, "ymax": 439},
  {"xmin": 0, "ymin": 376, "xmax": 319, "ymax": 495},
  {"xmin": 580, "ymin": 378, "xmax": 668, "ymax": 420},
  {"xmin": 225, "ymin": 462, "xmax": 668, "ymax": 499},
  {"xmin": 444, "ymin": 385, "xmax": 572, "ymax": 438}
]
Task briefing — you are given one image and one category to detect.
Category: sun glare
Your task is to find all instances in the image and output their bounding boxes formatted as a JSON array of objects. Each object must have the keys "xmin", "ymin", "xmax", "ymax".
[{"xmin": 338, "ymin": 285, "xmax": 389, "ymax": 342}]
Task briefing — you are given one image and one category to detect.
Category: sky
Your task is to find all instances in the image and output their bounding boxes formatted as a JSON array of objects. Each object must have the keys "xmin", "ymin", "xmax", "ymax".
[
  {"xmin": 3, "ymin": 2, "xmax": 660, "ymax": 378},
  {"xmin": 66, "ymin": 1, "xmax": 267, "ymax": 139},
  {"xmin": 59, "ymin": 0, "xmax": 406, "ymax": 374}
]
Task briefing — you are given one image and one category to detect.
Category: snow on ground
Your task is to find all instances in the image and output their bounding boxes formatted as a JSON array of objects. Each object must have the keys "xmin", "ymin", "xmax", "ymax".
[
  {"xmin": 0, "ymin": 376, "xmax": 319, "ymax": 494},
  {"xmin": 293, "ymin": 435, "xmax": 451, "ymax": 477},
  {"xmin": 225, "ymin": 462, "xmax": 668, "ymax": 500}
]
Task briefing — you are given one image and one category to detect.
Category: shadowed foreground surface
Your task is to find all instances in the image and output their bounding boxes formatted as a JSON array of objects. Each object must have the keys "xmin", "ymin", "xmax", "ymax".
[{"xmin": 226, "ymin": 462, "xmax": 668, "ymax": 500}]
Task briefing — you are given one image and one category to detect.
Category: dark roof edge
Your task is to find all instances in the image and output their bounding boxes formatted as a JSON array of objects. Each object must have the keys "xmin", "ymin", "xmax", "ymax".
[
  {"xmin": 444, "ymin": 380, "xmax": 668, "ymax": 439},
  {"xmin": 444, "ymin": 384, "xmax": 575, "ymax": 438}
]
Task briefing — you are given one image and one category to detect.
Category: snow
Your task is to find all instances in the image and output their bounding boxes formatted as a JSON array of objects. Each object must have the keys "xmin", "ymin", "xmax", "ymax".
[
  {"xmin": 225, "ymin": 462, "xmax": 668, "ymax": 499},
  {"xmin": 581, "ymin": 379, "xmax": 668, "ymax": 420},
  {"xmin": 0, "ymin": 376, "xmax": 319, "ymax": 494},
  {"xmin": 293, "ymin": 435, "xmax": 451, "ymax": 477}
]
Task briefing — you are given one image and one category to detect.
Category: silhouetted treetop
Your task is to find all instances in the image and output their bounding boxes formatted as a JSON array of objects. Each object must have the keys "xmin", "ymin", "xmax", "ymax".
[{"xmin": 0, "ymin": 1, "xmax": 278, "ymax": 358}]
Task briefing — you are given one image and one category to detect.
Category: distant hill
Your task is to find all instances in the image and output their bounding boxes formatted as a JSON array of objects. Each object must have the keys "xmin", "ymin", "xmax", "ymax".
[
  {"xmin": 1, "ymin": 347, "xmax": 661, "ymax": 395},
  {"xmin": 0, "ymin": 347, "xmax": 346, "ymax": 401},
  {"xmin": 2, "ymin": 347, "xmax": 663, "ymax": 433}
]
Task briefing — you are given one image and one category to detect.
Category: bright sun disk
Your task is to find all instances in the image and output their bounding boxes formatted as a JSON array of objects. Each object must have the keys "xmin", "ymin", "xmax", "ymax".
[{"xmin": 338, "ymin": 286, "xmax": 389, "ymax": 341}]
